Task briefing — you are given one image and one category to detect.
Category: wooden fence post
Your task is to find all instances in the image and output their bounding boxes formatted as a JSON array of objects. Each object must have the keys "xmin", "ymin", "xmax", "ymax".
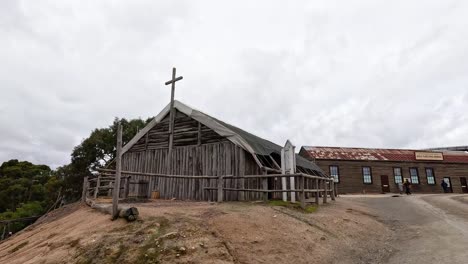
[
  {"xmin": 300, "ymin": 175, "xmax": 305, "ymax": 209},
  {"xmin": 217, "ymin": 175, "xmax": 224, "ymax": 202},
  {"xmin": 290, "ymin": 175, "xmax": 296, "ymax": 203},
  {"xmin": 123, "ymin": 176, "xmax": 129, "ymax": 199},
  {"xmin": 1, "ymin": 224, "xmax": 6, "ymax": 240},
  {"xmin": 315, "ymin": 178, "xmax": 319, "ymax": 205},
  {"xmin": 107, "ymin": 181, "xmax": 113, "ymax": 197},
  {"xmin": 331, "ymin": 180, "xmax": 336, "ymax": 201},
  {"xmin": 323, "ymin": 179, "xmax": 328, "ymax": 204},
  {"xmin": 112, "ymin": 123, "xmax": 123, "ymax": 219},
  {"xmin": 239, "ymin": 149, "xmax": 245, "ymax": 201},
  {"xmin": 94, "ymin": 175, "xmax": 101, "ymax": 199},
  {"xmin": 262, "ymin": 171, "xmax": 268, "ymax": 202},
  {"xmin": 82, "ymin": 176, "xmax": 88, "ymax": 203}
]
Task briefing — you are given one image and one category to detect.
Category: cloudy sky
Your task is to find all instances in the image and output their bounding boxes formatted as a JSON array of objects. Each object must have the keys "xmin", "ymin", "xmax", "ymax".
[{"xmin": 1, "ymin": 0, "xmax": 468, "ymax": 168}]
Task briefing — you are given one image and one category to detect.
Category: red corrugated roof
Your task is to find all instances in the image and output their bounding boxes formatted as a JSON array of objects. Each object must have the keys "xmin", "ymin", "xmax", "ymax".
[{"xmin": 302, "ymin": 146, "xmax": 468, "ymax": 163}]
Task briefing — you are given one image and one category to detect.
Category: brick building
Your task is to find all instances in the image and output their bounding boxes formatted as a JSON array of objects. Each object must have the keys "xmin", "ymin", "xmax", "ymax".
[{"xmin": 299, "ymin": 146, "xmax": 468, "ymax": 194}]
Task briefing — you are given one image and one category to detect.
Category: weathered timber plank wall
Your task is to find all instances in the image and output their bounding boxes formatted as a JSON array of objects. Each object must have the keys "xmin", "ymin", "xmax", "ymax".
[
  {"xmin": 122, "ymin": 110, "xmax": 266, "ymax": 201},
  {"xmin": 122, "ymin": 142, "xmax": 263, "ymax": 201}
]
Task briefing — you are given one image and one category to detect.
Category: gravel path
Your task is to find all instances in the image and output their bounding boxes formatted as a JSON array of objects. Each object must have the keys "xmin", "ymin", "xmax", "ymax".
[{"xmin": 344, "ymin": 194, "xmax": 468, "ymax": 264}]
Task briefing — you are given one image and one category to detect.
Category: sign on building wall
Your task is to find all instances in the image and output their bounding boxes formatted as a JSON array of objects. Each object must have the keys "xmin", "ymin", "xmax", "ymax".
[{"xmin": 415, "ymin": 152, "xmax": 444, "ymax": 161}]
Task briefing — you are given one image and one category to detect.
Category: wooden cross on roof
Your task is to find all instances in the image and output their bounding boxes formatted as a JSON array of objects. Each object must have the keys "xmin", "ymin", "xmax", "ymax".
[
  {"xmin": 165, "ymin": 67, "xmax": 183, "ymax": 174},
  {"xmin": 165, "ymin": 67, "xmax": 183, "ymax": 106},
  {"xmin": 165, "ymin": 67, "xmax": 183, "ymax": 133}
]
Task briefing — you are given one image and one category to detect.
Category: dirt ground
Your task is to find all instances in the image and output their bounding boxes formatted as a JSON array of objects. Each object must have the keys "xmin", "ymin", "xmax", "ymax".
[
  {"xmin": 0, "ymin": 198, "xmax": 394, "ymax": 264},
  {"xmin": 346, "ymin": 193, "xmax": 468, "ymax": 264},
  {"xmin": 4, "ymin": 194, "xmax": 465, "ymax": 264}
]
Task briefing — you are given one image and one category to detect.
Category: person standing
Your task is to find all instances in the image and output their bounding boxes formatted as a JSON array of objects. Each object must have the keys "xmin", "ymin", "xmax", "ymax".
[
  {"xmin": 403, "ymin": 179, "xmax": 412, "ymax": 195},
  {"xmin": 441, "ymin": 180, "xmax": 448, "ymax": 193}
]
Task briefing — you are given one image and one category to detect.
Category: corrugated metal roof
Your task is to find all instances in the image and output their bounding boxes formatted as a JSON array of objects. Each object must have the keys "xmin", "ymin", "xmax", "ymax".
[
  {"xmin": 425, "ymin": 146, "xmax": 468, "ymax": 151},
  {"xmin": 302, "ymin": 146, "xmax": 468, "ymax": 163}
]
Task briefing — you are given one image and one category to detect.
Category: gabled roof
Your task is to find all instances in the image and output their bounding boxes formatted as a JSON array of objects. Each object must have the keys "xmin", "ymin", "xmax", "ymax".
[
  {"xmin": 122, "ymin": 101, "xmax": 326, "ymax": 175},
  {"xmin": 301, "ymin": 146, "xmax": 468, "ymax": 164}
]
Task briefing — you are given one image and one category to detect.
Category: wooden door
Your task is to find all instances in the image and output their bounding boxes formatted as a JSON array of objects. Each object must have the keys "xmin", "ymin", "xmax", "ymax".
[
  {"xmin": 380, "ymin": 175, "xmax": 390, "ymax": 193},
  {"xmin": 460, "ymin": 177, "xmax": 468, "ymax": 193}
]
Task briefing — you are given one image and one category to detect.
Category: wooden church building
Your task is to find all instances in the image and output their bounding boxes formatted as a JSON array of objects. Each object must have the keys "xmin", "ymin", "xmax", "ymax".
[{"xmin": 118, "ymin": 100, "xmax": 331, "ymax": 201}]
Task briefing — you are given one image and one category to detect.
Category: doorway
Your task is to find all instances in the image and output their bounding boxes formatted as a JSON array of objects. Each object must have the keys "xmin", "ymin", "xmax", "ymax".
[
  {"xmin": 380, "ymin": 175, "xmax": 390, "ymax": 193},
  {"xmin": 460, "ymin": 177, "xmax": 468, "ymax": 193},
  {"xmin": 443, "ymin": 177, "xmax": 453, "ymax": 193}
]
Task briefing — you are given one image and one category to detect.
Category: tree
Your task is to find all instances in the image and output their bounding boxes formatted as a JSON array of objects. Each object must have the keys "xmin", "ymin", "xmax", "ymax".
[
  {"xmin": 0, "ymin": 117, "xmax": 151, "ymax": 234},
  {"xmin": 62, "ymin": 117, "xmax": 152, "ymax": 201},
  {"xmin": 0, "ymin": 159, "xmax": 65, "ymax": 233},
  {"xmin": 0, "ymin": 160, "xmax": 54, "ymax": 213}
]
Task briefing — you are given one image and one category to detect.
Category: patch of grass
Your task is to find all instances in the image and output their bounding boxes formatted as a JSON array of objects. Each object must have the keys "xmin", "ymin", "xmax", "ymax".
[
  {"xmin": 268, "ymin": 200, "xmax": 318, "ymax": 214},
  {"xmin": 74, "ymin": 216, "xmax": 173, "ymax": 264},
  {"xmin": 111, "ymin": 225, "xmax": 134, "ymax": 233},
  {"xmin": 135, "ymin": 217, "xmax": 171, "ymax": 264},
  {"xmin": 9, "ymin": 241, "xmax": 29, "ymax": 253},
  {"xmin": 304, "ymin": 205, "xmax": 317, "ymax": 213},
  {"xmin": 268, "ymin": 200, "xmax": 291, "ymax": 207},
  {"xmin": 108, "ymin": 243, "xmax": 129, "ymax": 263}
]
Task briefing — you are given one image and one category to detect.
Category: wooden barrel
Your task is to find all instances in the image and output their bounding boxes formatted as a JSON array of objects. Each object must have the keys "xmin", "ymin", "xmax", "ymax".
[{"xmin": 151, "ymin": 191, "xmax": 160, "ymax": 199}]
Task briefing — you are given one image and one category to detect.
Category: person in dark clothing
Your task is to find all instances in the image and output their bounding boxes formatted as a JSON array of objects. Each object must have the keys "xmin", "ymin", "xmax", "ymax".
[
  {"xmin": 403, "ymin": 179, "xmax": 411, "ymax": 195},
  {"xmin": 441, "ymin": 180, "xmax": 448, "ymax": 193}
]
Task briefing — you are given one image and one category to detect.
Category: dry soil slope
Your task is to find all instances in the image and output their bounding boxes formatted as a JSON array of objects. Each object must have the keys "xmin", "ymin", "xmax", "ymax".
[{"xmin": 0, "ymin": 200, "xmax": 394, "ymax": 264}]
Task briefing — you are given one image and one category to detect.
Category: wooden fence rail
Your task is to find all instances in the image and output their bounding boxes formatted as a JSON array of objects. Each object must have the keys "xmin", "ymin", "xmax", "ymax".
[
  {"xmin": 83, "ymin": 170, "xmax": 336, "ymax": 209},
  {"xmin": 204, "ymin": 173, "xmax": 335, "ymax": 208}
]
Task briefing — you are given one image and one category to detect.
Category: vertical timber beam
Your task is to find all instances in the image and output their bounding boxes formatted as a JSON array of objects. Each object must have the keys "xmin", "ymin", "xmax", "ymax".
[
  {"xmin": 300, "ymin": 175, "xmax": 306, "ymax": 209},
  {"xmin": 262, "ymin": 170, "xmax": 268, "ymax": 202},
  {"xmin": 94, "ymin": 175, "xmax": 101, "ymax": 199},
  {"xmin": 197, "ymin": 122, "xmax": 202, "ymax": 146},
  {"xmin": 144, "ymin": 132, "xmax": 149, "ymax": 150},
  {"xmin": 112, "ymin": 123, "xmax": 123, "ymax": 219},
  {"xmin": 167, "ymin": 68, "xmax": 177, "ymax": 174},
  {"xmin": 315, "ymin": 178, "xmax": 319, "ymax": 205},
  {"xmin": 323, "ymin": 179, "xmax": 328, "ymax": 204},
  {"xmin": 238, "ymin": 148, "xmax": 245, "ymax": 201},
  {"xmin": 1, "ymin": 224, "xmax": 6, "ymax": 240},
  {"xmin": 290, "ymin": 176, "xmax": 296, "ymax": 203},
  {"xmin": 123, "ymin": 176, "xmax": 129, "ymax": 199},
  {"xmin": 82, "ymin": 176, "xmax": 88, "ymax": 203},
  {"xmin": 281, "ymin": 148, "xmax": 287, "ymax": 202},
  {"xmin": 217, "ymin": 175, "xmax": 224, "ymax": 202},
  {"xmin": 107, "ymin": 181, "xmax": 113, "ymax": 197}
]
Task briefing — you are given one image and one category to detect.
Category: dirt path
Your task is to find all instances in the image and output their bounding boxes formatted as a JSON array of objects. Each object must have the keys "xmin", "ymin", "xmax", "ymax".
[{"xmin": 344, "ymin": 194, "xmax": 468, "ymax": 264}]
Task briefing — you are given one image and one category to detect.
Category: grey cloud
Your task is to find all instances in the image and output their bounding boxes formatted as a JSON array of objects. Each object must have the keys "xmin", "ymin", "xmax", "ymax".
[{"xmin": 1, "ymin": 0, "xmax": 468, "ymax": 168}]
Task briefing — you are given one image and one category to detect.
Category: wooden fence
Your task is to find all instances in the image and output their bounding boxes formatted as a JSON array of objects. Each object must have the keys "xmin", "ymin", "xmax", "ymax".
[
  {"xmin": 83, "ymin": 169, "xmax": 335, "ymax": 208},
  {"xmin": 0, "ymin": 216, "xmax": 41, "ymax": 241}
]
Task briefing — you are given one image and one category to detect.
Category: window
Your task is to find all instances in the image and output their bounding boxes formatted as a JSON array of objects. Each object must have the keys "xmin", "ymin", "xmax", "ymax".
[
  {"xmin": 330, "ymin": 165, "xmax": 340, "ymax": 183},
  {"xmin": 409, "ymin": 168, "xmax": 419, "ymax": 184},
  {"xmin": 362, "ymin": 167, "xmax": 372, "ymax": 184},
  {"xmin": 393, "ymin": 167, "xmax": 403, "ymax": 184},
  {"xmin": 426, "ymin": 168, "xmax": 436, "ymax": 185}
]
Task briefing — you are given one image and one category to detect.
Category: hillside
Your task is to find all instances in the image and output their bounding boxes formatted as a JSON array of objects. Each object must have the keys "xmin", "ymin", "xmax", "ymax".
[{"xmin": 0, "ymin": 199, "xmax": 394, "ymax": 264}]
